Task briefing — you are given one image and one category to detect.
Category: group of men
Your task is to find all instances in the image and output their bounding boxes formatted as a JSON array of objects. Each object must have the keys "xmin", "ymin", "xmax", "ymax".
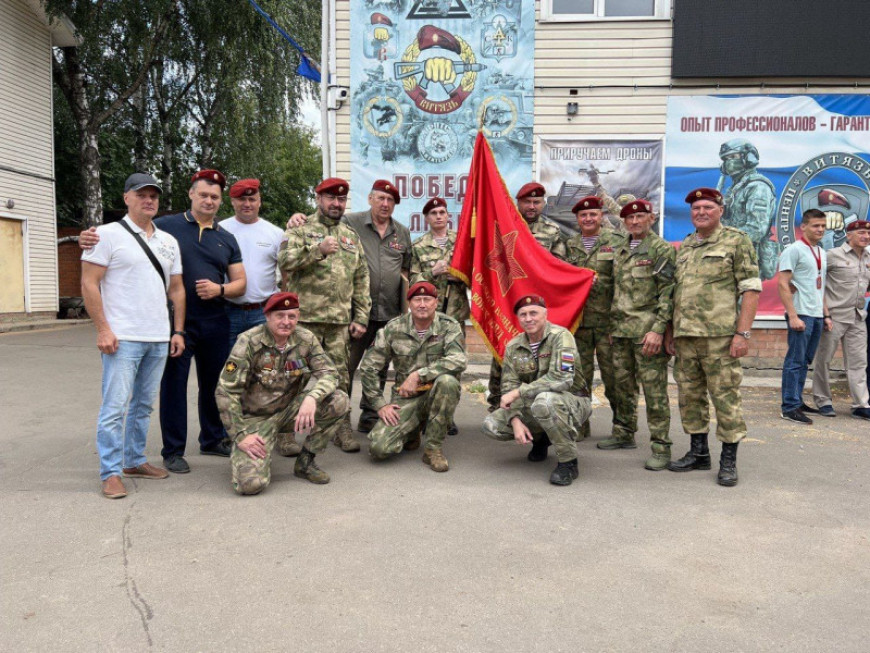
[
  {"xmin": 777, "ymin": 208, "xmax": 870, "ymax": 425},
  {"xmin": 81, "ymin": 165, "xmax": 774, "ymax": 498}
]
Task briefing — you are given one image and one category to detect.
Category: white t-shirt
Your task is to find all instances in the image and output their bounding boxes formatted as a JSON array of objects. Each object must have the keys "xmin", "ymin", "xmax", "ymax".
[
  {"xmin": 81, "ymin": 216, "xmax": 182, "ymax": 342},
  {"xmin": 219, "ymin": 217, "xmax": 285, "ymax": 304}
]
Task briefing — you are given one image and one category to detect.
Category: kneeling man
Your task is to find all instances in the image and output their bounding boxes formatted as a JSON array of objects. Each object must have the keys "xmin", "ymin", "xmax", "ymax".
[
  {"xmin": 483, "ymin": 295, "xmax": 591, "ymax": 486},
  {"xmin": 216, "ymin": 292, "xmax": 349, "ymax": 495},
  {"xmin": 362, "ymin": 282, "xmax": 467, "ymax": 472}
]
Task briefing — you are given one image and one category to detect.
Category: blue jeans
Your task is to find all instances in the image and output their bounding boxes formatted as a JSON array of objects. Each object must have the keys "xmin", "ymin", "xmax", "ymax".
[
  {"xmin": 226, "ymin": 303, "xmax": 266, "ymax": 350},
  {"xmin": 97, "ymin": 341, "xmax": 168, "ymax": 480},
  {"xmin": 782, "ymin": 315, "xmax": 824, "ymax": 412}
]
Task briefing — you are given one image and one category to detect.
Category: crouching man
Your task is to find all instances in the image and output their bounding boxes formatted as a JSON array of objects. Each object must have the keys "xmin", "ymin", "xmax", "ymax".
[
  {"xmin": 361, "ymin": 282, "xmax": 467, "ymax": 472},
  {"xmin": 483, "ymin": 295, "xmax": 592, "ymax": 486},
  {"xmin": 216, "ymin": 292, "xmax": 349, "ymax": 495}
]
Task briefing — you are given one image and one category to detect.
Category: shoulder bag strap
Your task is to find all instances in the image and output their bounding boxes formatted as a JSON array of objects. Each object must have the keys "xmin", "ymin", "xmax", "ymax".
[{"xmin": 117, "ymin": 219, "xmax": 167, "ymax": 293}]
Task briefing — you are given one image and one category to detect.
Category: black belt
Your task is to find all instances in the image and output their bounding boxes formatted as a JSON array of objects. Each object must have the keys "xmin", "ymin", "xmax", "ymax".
[{"xmin": 233, "ymin": 301, "xmax": 266, "ymax": 311}]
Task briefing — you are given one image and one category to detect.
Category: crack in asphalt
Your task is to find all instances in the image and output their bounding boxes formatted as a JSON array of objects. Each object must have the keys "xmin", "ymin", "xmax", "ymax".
[{"xmin": 122, "ymin": 510, "xmax": 154, "ymax": 648}]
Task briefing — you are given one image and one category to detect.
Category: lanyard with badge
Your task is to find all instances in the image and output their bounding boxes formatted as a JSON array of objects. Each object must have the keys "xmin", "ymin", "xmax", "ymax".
[{"xmin": 800, "ymin": 236, "xmax": 822, "ymax": 289}]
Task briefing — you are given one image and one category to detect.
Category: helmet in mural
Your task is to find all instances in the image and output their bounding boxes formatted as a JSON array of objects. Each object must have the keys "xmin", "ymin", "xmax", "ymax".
[
  {"xmin": 616, "ymin": 193, "xmax": 637, "ymax": 207},
  {"xmin": 719, "ymin": 138, "xmax": 760, "ymax": 177}
]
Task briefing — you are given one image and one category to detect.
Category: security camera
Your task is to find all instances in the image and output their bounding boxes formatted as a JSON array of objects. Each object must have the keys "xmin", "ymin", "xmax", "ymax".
[{"xmin": 336, "ymin": 87, "xmax": 349, "ymax": 100}]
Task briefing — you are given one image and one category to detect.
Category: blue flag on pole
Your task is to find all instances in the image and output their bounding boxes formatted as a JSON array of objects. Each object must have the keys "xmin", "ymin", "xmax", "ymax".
[{"xmin": 247, "ymin": 0, "xmax": 321, "ymax": 83}]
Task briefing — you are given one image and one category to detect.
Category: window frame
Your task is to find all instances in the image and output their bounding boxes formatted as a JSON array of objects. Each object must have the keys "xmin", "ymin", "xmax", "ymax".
[{"xmin": 540, "ymin": 0, "xmax": 672, "ymax": 23}]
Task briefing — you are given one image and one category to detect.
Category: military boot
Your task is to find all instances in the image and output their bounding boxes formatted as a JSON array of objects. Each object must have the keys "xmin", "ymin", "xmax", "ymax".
[
  {"xmin": 667, "ymin": 433, "xmax": 711, "ymax": 472},
  {"xmin": 717, "ymin": 442, "xmax": 739, "ymax": 487},
  {"xmin": 596, "ymin": 435, "xmax": 637, "ymax": 450},
  {"xmin": 333, "ymin": 418, "xmax": 360, "ymax": 452},
  {"xmin": 294, "ymin": 448, "xmax": 330, "ymax": 484},
  {"xmin": 550, "ymin": 459, "xmax": 579, "ymax": 486},
  {"xmin": 527, "ymin": 434, "xmax": 551, "ymax": 462},
  {"xmin": 422, "ymin": 448, "xmax": 449, "ymax": 472},
  {"xmin": 644, "ymin": 443, "xmax": 671, "ymax": 471},
  {"xmin": 277, "ymin": 433, "xmax": 302, "ymax": 457}
]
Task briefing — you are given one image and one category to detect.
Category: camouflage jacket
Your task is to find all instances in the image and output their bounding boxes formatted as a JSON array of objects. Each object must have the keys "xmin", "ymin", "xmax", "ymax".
[
  {"xmin": 360, "ymin": 311, "xmax": 467, "ymax": 411},
  {"xmin": 673, "ymin": 225, "xmax": 762, "ymax": 338},
  {"xmin": 611, "ymin": 232, "xmax": 676, "ymax": 338},
  {"xmin": 564, "ymin": 229, "xmax": 627, "ymax": 328},
  {"xmin": 278, "ymin": 209, "xmax": 371, "ymax": 325},
  {"xmin": 216, "ymin": 324, "xmax": 339, "ymax": 441},
  {"xmin": 528, "ymin": 216, "xmax": 567, "ymax": 260},
  {"xmin": 409, "ymin": 230, "xmax": 470, "ymax": 322},
  {"xmin": 501, "ymin": 322, "xmax": 586, "ymax": 421}
]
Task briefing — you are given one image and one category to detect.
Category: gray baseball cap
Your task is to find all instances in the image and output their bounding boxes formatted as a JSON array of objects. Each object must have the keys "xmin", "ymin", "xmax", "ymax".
[{"xmin": 124, "ymin": 172, "xmax": 162, "ymax": 194}]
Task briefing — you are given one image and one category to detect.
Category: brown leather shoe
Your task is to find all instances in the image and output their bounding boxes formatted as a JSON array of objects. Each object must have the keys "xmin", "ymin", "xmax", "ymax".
[
  {"xmin": 122, "ymin": 463, "xmax": 169, "ymax": 479},
  {"xmin": 102, "ymin": 475, "xmax": 127, "ymax": 499}
]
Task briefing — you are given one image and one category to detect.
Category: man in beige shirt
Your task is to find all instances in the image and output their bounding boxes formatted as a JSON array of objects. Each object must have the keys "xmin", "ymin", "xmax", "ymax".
[{"xmin": 812, "ymin": 219, "xmax": 870, "ymax": 420}]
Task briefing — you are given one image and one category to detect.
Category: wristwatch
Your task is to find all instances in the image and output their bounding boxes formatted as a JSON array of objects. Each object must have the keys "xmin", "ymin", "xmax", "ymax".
[
  {"xmin": 735, "ymin": 330, "xmax": 751, "ymax": 339},
  {"xmin": 172, "ymin": 330, "xmax": 186, "ymax": 337}
]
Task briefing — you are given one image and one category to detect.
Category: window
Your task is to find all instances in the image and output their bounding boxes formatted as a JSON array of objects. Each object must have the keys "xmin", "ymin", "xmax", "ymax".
[{"xmin": 543, "ymin": 0, "xmax": 670, "ymax": 21}]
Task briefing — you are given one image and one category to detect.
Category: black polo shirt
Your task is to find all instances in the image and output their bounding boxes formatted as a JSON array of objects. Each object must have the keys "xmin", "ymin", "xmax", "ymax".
[{"xmin": 155, "ymin": 211, "xmax": 243, "ymax": 320}]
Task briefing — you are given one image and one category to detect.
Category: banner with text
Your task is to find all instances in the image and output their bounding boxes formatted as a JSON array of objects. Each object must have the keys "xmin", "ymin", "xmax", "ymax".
[
  {"xmin": 349, "ymin": 0, "xmax": 534, "ymax": 234},
  {"xmin": 665, "ymin": 95, "xmax": 870, "ymax": 317},
  {"xmin": 537, "ymin": 137, "xmax": 664, "ymax": 235}
]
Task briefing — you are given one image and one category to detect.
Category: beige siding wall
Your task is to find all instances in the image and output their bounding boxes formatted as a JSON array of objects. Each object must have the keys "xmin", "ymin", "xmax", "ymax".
[
  {"xmin": 0, "ymin": 0, "xmax": 58, "ymax": 312},
  {"xmin": 335, "ymin": 3, "xmax": 870, "ymax": 179}
]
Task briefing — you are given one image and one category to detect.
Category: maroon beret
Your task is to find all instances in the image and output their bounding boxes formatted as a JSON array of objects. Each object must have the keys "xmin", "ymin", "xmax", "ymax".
[
  {"xmin": 371, "ymin": 12, "xmax": 393, "ymax": 26},
  {"xmin": 191, "ymin": 169, "xmax": 226, "ymax": 190},
  {"xmin": 513, "ymin": 294, "xmax": 546, "ymax": 314},
  {"xmin": 371, "ymin": 179, "xmax": 400, "ymax": 204},
  {"xmin": 229, "ymin": 178, "xmax": 260, "ymax": 198},
  {"xmin": 847, "ymin": 219, "xmax": 870, "ymax": 232},
  {"xmin": 422, "ymin": 197, "xmax": 447, "ymax": 215},
  {"xmin": 685, "ymin": 187, "xmax": 723, "ymax": 205},
  {"xmin": 315, "ymin": 177, "xmax": 349, "ymax": 196},
  {"xmin": 818, "ymin": 188, "xmax": 850, "ymax": 209},
  {"xmin": 407, "ymin": 281, "xmax": 438, "ymax": 300},
  {"xmin": 516, "ymin": 182, "xmax": 546, "ymax": 200},
  {"xmin": 264, "ymin": 292, "xmax": 300, "ymax": 313},
  {"xmin": 417, "ymin": 25, "xmax": 461, "ymax": 54},
  {"xmin": 572, "ymin": 195, "xmax": 603, "ymax": 213},
  {"xmin": 619, "ymin": 199, "xmax": 653, "ymax": 218}
]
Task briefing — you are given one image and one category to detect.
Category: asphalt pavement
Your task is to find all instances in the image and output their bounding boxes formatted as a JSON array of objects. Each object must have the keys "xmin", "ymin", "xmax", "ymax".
[{"xmin": 2, "ymin": 324, "xmax": 869, "ymax": 652}]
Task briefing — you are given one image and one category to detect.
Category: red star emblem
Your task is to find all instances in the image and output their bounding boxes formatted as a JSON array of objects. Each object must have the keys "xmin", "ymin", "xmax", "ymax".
[{"xmin": 485, "ymin": 223, "xmax": 527, "ymax": 295}]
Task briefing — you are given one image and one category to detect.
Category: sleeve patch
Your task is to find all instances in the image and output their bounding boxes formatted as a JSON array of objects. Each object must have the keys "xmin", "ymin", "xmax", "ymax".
[
  {"xmin": 560, "ymin": 352, "xmax": 575, "ymax": 372},
  {"xmin": 225, "ymin": 361, "xmax": 238, "ymax": 373}
]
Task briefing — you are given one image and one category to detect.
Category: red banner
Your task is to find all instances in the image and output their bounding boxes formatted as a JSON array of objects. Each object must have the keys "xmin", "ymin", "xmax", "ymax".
[{"xmin": 450, "ymin": 133, "xmax": 596, "ymax": 362}]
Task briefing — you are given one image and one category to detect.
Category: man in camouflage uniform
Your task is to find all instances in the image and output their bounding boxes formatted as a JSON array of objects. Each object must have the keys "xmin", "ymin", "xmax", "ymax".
[
  {"xmin": 361, "ymin": 282, "xmax": 467, "ymax": 472},
  {"xmin": 665, "ymin": 187, "xmax": 762, "ymax": 487},
  {"xmin": 279, "ymin": 178, "xmax": 371, "ymax": 453},
  {"xmin": 718, "ymin": 139, "xmax": 778, "ymax": 280},
  {"xmin": 606, "ymin": 199, "xmax": 676, "ymax": 470},
  {"xmin": 564, "ymin": 195, "xmax": 625, "ymax": 440},
  {"xmin": 483, "ymin": 295, "xmax": 592, "ymax": 486},
  {"xmin": 410, "ymin": 197, "xmax": 470, "ymax": 322},
  {"xmin": 216, "ymin": 292, "xmax": 350, "ymax": 495},
  {"xmin": 488, "ymin": 182, "xmax": 567, "ymax": 410},
  {"xmin": 287, "ymin": 180, "xmax": 412, "ymax": 437}
]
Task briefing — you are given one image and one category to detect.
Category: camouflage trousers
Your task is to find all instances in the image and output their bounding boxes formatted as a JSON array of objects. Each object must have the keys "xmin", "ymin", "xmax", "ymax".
[
  {"xmin": 611, "ymin": 337, "xmax": 672, "ymax": 453},
  {"xmin": 483, "ymin": 392, "xmax": 592, "ymax": 463},
  {"xmin": 673, "ymin": 336, "xmax": 746, "ymax": 444},
  {"xmin": 369, "ymin": 375, "xmax": 461, "ymax": 457},
  {"xmin": 487, "ymin": 358, "xmax": 503, "ymax": 410},
  {"xmin": 574, "ymin": 326, "xmax": 618, "ymax": 438},
  {"xmin": 300, "ymin": 322, "xmax": 350, "ymax": 393},
  {"xmin": 231, "ymin": 390, "xmax": 349, "ymax": 495}
]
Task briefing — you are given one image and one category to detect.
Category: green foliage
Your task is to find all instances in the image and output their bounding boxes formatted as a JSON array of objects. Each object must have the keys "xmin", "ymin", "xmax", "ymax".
[{"xmin": 47, "ymin": 0, "xmax": 323, "ymax": 224}]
